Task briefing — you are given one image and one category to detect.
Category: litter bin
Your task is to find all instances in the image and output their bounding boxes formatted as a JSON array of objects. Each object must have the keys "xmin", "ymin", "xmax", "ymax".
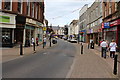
[{"xmin": 90, "ymin": 41, "xmax": 94, "ymax": 49}]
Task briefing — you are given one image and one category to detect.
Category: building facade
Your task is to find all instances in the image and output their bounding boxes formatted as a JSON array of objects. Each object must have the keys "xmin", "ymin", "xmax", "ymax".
[
  {"xmin": 79, "ymin": 4, "xmax": 88, "ymax": 42},
  {"xmin": 69, "ymin": 20, "xmax": 78, "ymax": 39},
  {"xmin": 102, "ymin": 1, "xmax": 119, "ymax": 47},
  {"xmin": 0, "ymin": 1, "xmax": 44, "ymax": 47},
  {"xmin": 86, "ymin": 1, "xmax": 102, "ymax": 45}
]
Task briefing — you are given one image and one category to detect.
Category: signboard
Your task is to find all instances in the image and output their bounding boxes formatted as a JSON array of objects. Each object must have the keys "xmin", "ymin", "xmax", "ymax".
[
  {"xmin": 0, "ymin": 15, "xmax": 10, "ymax": 23},
  {"xmin": 110, "ymin": 19, "xmax": 120, "ymax": 27},
  {"xmin": 102, "ymin": 22, "xmax": 110, "ymax": 28},
  {"xmin": 26, "ymin": 18, "xmax": 36, "ymax": 24},
  {"xmin": 43, "ymin": 27, "xmax": 47, "ymax": 31}
]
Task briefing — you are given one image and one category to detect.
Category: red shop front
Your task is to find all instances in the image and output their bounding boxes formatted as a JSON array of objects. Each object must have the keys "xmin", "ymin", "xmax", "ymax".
[{"xmin": 110, "ymin": 18, "xmax": 120, "ymax": 51}]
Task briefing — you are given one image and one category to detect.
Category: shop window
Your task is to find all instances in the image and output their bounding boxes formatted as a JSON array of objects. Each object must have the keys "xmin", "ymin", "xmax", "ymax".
[
  {"xmin": 4, "ymin": 0, "xmax": 12, "ymax": 10},
  {"xmin": 18, "ymin": 0, "xmax": 22, "ymax": 13},
  {"xmin": 2, "ymin": 29, "xmax": 11, "ymax": 44}
]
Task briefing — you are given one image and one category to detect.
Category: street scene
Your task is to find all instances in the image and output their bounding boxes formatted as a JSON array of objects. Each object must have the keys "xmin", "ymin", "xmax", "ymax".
[{"xmin": 0, "ymin": 0, "xmax": 120, "ymax": 80}]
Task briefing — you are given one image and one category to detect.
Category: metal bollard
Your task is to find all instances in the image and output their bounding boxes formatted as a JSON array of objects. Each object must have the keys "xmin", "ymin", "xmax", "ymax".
[
  {"xmin": 81, "ymin": 44, "xmax": 83, "ymax": 54},
  {"xmin": 20, "ymin": 43, "xmax": 23, "ymax": 55},
  {"xmin": 33, "ymin": 42, "xmax": 36, "ymax": 53},
  {"xmin": 43, "ymin": 42, "xmax": 44, "ymax": 48},
  {"xmin": 113, "ymin": 54, "xmax": 118, "ymax": 75},
  {"xmin": 88, "ymin": 43, "xmax": 89, "ymax": 49}
]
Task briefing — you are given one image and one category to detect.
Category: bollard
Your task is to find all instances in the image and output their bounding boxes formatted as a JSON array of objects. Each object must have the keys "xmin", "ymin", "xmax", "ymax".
[
  {"xmin": 81, "ymin": 44, "xmax": 83, "ymax": 54},
  {"xmin": 88, "ymin": 43, "xmax": 89, "ymax": 49},
  {"xmin": 113, "ymin": 54, "xmax": 118, "ymax": 75},
  {"xmin": 50, "ymin": 37, "xmax": 51, "ymax": 47},
  {"xmin": 33, "ymin": 42, "xmax": 36, "ymax": 52},
  {"xmin": 43, "ymin": 42, "xmax": 44, "ymax": 48},
  {"xmin": 20, "ymin": 43, "xmax": 23, "ymax": 55}
]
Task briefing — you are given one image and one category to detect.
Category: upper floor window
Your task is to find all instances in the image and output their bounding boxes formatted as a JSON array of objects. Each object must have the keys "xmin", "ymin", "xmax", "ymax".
[
  {"xmin": 32, "ymin": 3, "xmax": 34, "ymax": 18},
  {"xmin": 109, "ymin": 2, "xmax": 112, "ymax": 14},
  {"xmin": 35, "ymin": 5, "xmax": 38, "ymax": 19},
  {"xmin": 27, "ymin": 2, "xmax": 30, "ymax": 16},
  {"xmin": 4, "ymin": 0, "xmax": 12, "ymax": 10},
  {"xmin": 18, "ymin": 0, "xmax": 22, "ymax": 13},
  {"xmin": 115, "ymin": 2, "xmax": 117, "ymax": 11}
]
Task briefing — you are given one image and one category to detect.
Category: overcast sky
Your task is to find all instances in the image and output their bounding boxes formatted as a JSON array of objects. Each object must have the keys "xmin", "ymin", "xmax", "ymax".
[{"xmin": 44, "ymin": 0, "xmax": 95, "ymax": 27}]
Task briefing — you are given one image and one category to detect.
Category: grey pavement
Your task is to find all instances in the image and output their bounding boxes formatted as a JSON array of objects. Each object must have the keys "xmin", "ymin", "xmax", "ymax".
[
  {"xmin": 68, "ymin": 42, "xmax": 118, "ymax": 78},
  {"xmin": 1, "ymin": 41, "xmax": 56, "ymax": 63}
]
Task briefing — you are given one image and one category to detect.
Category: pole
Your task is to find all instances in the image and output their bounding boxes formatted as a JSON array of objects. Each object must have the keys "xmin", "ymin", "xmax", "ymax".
[
  {"xmin": 50, "ymin": 34, "xmax": 51, "ymax": 47},
  {"xmin": 20, "ymin": 43, "xmax": 23, "ymax": 55},
  {"xmin": 33, "ymin": 42, "xmax": 36, "ymax": 53},
  {"xmin": 81, "ymin": 43, "xmax": 83, "ymax": 54},
  {"xmin": 43, "ymin": 39, "xmax": 44, "ymax": 49},
  {"xmin": 113, "ymin": 54, "xmax": 118, "ymax": 75}
]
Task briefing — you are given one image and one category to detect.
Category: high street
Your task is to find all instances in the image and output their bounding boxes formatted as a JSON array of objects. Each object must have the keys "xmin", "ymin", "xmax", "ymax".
[{"xmin": 2, "ymin": 40, "xmax": 76, "ymax": 78}]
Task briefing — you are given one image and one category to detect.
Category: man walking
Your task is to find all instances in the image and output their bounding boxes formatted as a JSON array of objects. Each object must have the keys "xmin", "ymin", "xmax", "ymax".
[{"xmin": 100, "ymin": 40, "xmax": 108, "ymax": 59}]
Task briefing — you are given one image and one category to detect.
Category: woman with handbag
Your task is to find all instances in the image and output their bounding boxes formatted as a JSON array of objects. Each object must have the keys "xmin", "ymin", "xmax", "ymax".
[{"xmin": 109, "ymin": 39, "xmax": 117, "ymax": 58}]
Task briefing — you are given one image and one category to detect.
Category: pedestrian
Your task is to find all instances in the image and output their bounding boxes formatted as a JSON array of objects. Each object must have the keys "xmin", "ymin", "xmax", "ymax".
[
  {"xmin": 32, "ymin": 37, "xmax": 35, "ymax": 46},
  {"xmin": 109, "ymin": 39, "xmax": 117, "ymax": 58},
  {"xmin": 43, "ymin": 36, "xmax": 47, "ymax": 47},
  {"xmin": 36, "ymin": 37, "xmax": 39, "ymax": 46},
  {"xmin": 100, "ymin": 40, "xmax": 108, "ymax": 59}
]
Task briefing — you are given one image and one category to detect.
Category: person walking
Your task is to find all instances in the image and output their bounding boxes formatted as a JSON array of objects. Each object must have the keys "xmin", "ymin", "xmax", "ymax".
[
  {"xmin": 100, "ymin": 40, "xmax": 108, "ymax": 59},
  {"xmin": 43, "ymin": 36, "xmax": 47, "ymax": 47},
  {"xmin": 32, "ymin": 37, "xmax": 35, "ymax": 46},
  {"xmin": 109, "ymin": 39, "xmax": 117, "ymax": 58}
]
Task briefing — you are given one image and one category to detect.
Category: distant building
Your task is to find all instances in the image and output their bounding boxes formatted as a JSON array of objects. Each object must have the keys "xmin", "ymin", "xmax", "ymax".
[{"xmin": 69, "ymin": 20, "xmax": 78, "ymax": 39}]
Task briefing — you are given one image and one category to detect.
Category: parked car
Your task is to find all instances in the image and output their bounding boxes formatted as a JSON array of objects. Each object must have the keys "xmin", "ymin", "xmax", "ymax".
[{"xmin": 70, "ymin": 39, "xmax": 77, "ymax": 43}]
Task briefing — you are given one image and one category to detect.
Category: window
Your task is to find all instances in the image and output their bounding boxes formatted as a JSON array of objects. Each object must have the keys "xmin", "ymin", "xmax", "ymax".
[
  {"xmin": 4, "ymin": 0, "xmax": 12, "ymax": 10},
  {"xmin": 109, "ymin": 2, "xmax": 112, "ymax": 14},
  {"xmin": 96, "ymin": 7, "xmax": 98, "ymax": 17},
  {"xmin": 0, "ymin": 0, "xmax": 1, "ymax": 9},
  {"xmin": 32, "ymin": 3, "xmax": 34, "ymax": 18},
  {"xmin": 100, "ymin": 2, "xmax": 102, "ymax": 16},
  {"xmin": 27, "ymin": 2, "xmax": 30, "ymax": 16},
  {"xmin": 115, "ymin": 2, "xmax": 117, "ymax": 11},
  {"xmin": 18, "ymin": 0, "xmax": 22, "ymax": 13},
  {"xmin": 35, "ymin": 5, "xmax": 38, "ymax": 19}
]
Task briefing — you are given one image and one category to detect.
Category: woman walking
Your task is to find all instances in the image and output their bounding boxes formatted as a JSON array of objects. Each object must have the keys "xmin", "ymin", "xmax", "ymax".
[{"xmin": 109, "ymin": 39, "xmax": 117, "ymax": 58}]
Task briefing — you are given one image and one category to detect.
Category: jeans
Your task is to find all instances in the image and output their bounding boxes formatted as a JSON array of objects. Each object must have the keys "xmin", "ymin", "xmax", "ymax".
[{"xmin": 101, "ymin": 47, "xmax": 107, "ymax": 58}]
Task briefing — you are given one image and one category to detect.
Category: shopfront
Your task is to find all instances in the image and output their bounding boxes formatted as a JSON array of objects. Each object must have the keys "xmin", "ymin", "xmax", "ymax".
[
  {"xmin": 0, "ymin": 12, "xmax": 16, "ymax": 47},
  {"xmin": 110, "ymin": 18, "xmax": 120, "ymax": 49},
  {"xmin": 79, "ymin": 30, "xmax": 86, "ymax": 42}
]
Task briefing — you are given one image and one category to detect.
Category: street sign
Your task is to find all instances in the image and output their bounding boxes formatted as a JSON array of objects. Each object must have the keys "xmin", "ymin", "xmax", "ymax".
[{"xmin": 43, "ymin": 27, "xmax": 47, "ymax": 31}]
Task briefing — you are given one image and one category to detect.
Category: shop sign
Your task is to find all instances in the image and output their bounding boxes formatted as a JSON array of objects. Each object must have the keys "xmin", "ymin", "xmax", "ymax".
[
  {"xmin": 110, "ymin": 19, "xmax": 120, "ymax": 27},
  {"xmin": 0, "ymin": 15, "xmax": 10, "ymax": 23},
  {"xmin": 36, "ymin": 21, "xmax": 43, "ymax": 26},
  {"xmin": 43, "ymin": 27, "xmax": 47, "ymax": 31},
  {"xmin": 26, "ymin": 18, "xmax": 36, "ymax": 25},
  {"xmin": 103, "ymin": 22, "xmax": 110, "ymax": 28}
]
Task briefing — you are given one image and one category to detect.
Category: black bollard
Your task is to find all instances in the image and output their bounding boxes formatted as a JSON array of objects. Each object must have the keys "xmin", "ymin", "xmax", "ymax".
[
  {"xmin": 88, "ymin": 43, "xmax": 89, "ymax": 49},
  {"xmin": 113, "ymin": 54, "xmax": 118, "ymax": 75},
  {"xmin": 33, "ymin": 42, "xmax": 36, "ymax": 52},
  {"xmin": 50, "ymin": 37, "xmax": 51, "ymax": 47},
  {"xmin": 43, "ymin": 42, "xmax": 44, "ymax": 48},
  {"xmin": 81, "ymin": 44, "xmax": 83, "ymax": 54},
  {"xmin": 20, "ymin": 43, "xmax": 23, "ymax": 55}
]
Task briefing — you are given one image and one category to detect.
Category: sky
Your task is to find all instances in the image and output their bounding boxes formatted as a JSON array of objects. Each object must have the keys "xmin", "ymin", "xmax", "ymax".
[{"xmin": 44, "ymin": 0, "xmax": 95, "ymax": 27}]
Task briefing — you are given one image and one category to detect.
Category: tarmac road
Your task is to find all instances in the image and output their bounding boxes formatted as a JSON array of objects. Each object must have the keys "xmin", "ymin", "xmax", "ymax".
[{"xmin": 2, "ymin": 39, "xmax": 76, "ymax": 78}]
